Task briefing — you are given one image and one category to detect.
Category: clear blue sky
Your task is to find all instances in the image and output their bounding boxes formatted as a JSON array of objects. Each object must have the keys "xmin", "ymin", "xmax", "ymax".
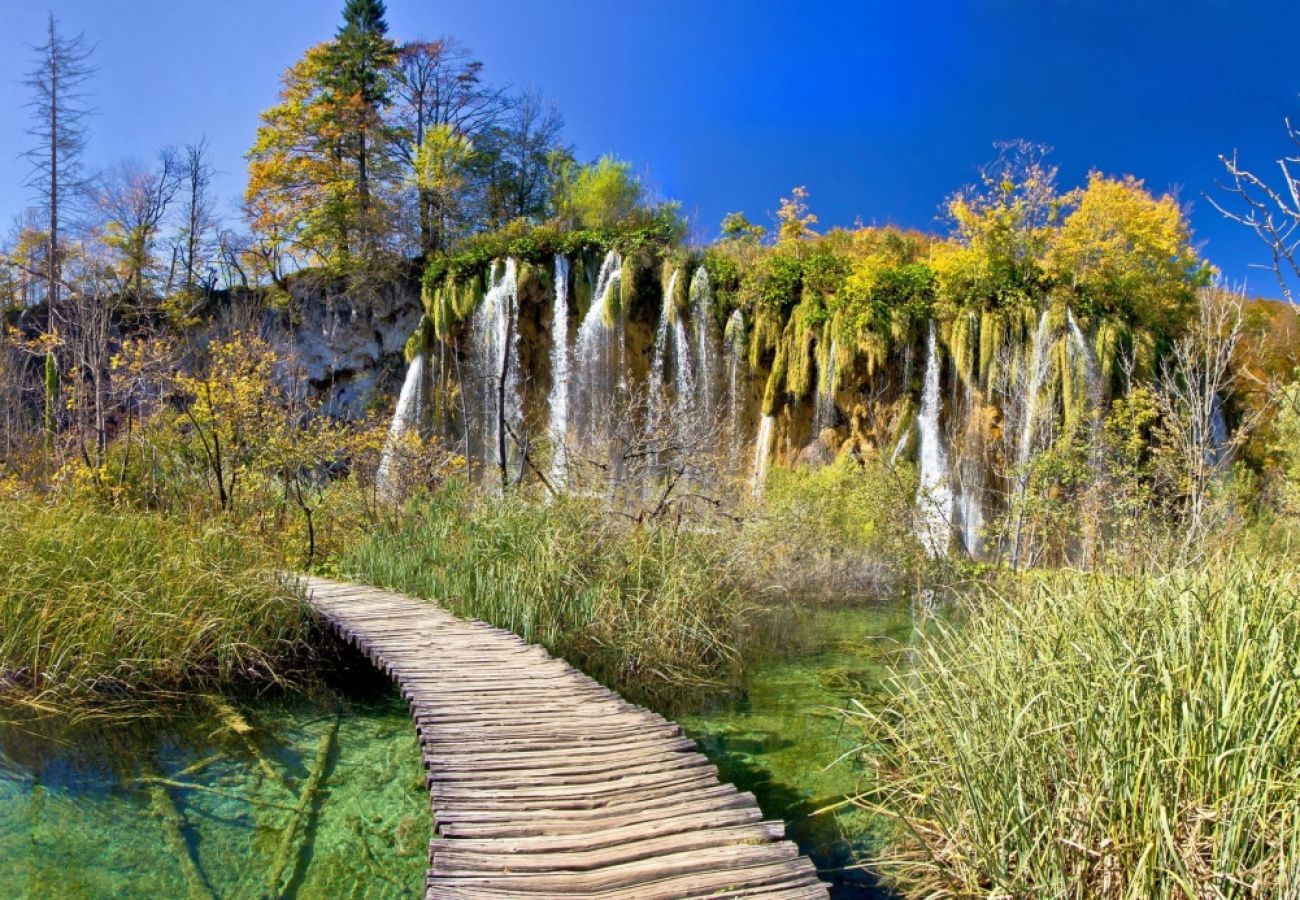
[{"xmin": 1, "ymin": 0, "xmax": 1296, "ymax": 293}]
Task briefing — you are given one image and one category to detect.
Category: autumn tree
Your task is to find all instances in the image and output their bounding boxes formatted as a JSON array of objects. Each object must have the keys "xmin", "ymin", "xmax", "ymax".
[
  {"xmin": 390, "ymin": 37, "xmax": 507, "ymax": 253},
  {"xmin": 1048, "ymin": 172, "xmax": 1205, "ymax": 335},
  {"xmin": 245, "ymin": 2, "xmax": 400, "ymax": 270},
  {"xmin": 775, "ymin": 186, "xmax": 818, "ymax": 244},
  {"xmin": 931, "ymin": 141, "xmax": 1062, "ymax": 310},
  {"xmin": 96, "ymin": 150, "xmax": 182, "ymax": 309}
]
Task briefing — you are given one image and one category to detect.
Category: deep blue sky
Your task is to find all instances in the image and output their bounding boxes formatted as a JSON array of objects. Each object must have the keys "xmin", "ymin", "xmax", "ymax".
[{"xmin": 1, "ymin": 1, "xmax": 1296, "ymax": 294}]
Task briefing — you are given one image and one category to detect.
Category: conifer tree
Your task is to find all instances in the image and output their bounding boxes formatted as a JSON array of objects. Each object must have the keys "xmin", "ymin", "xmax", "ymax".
[{"xmin": 327, "ymin": 0, "xmax": 398, "ymax": 251}]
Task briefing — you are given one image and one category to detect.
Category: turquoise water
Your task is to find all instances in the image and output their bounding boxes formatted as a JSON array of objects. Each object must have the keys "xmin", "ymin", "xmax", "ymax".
[
  {"xmin": 681, "ymin": 599, "xmax": 916, "ymax": 898},
  {"xmin": 0, "ymin": 688, "xmax": 429, "ymax": 899},
  {"xmin": 0, "ymin": 602, "xmax": 914, "ymax": 899}
]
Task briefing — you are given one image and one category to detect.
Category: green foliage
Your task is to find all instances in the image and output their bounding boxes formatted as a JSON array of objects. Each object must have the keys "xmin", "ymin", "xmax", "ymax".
[
  {"xmin": 0, "ymin": 499, "xmax": 313, "ymax": 712},
  {"xmin": 854, "ymin": 564, "xmax": 1300, "ymax": 897},
  {"xmin": 551, "ymin": 155, "xmax": 657, "ymax": 231},
  {"xmin": 750, "ymin": 453, "xmax": 920, "ymax": 594},
  {"xmin": 43, "ymin": 350, "xmax": 57, "ymax": 437},
  {"xmin": 342, "ymin": 482, "xmax": 755, "ymax": 710},
  {"xmin": 720, "ymin": 211, "xmax": 766, "ymax": 240}
]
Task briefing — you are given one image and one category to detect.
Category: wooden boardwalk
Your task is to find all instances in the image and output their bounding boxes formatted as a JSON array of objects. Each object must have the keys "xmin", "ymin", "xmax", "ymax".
[{"xmin": 302, "ymin": 576, "xmax": 829, "ymax": 899}]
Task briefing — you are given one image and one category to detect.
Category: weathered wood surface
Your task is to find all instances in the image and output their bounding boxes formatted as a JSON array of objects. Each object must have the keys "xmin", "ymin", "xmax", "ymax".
[{"xmin": 301, "ymin": 576, "xmax": 829, "ymax": 899}]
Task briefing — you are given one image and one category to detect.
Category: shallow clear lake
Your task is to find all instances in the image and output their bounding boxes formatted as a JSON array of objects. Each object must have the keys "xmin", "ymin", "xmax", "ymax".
[
  {"xmin": 680, "ymin": 599, "xmax": 916, "ymax": 898},
  {"xmin": 0, "ymin": 688, "xmax": 429, "ymax": 899},
  {"xmin": 0, "ymin": 599, "xmax": 915, "ymax": 898}
]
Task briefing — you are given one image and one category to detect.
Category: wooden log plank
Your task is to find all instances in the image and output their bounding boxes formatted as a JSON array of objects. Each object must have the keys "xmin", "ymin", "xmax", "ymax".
[{"xmin": 302, "ymin": 576, "xmax": 829, "ymax": 899}]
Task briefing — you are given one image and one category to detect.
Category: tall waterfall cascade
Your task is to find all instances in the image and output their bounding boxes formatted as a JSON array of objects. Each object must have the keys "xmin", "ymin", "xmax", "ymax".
[
  {"xmin": 387, "ymin": 253, "xmax": 1132, "ymax": 560},
  {"xmin": 723, "ymin": 309, "xmax": 747, "ymax": 464},
  {"xmin": 915, "ymin": 320, "xmax": 953, "ymax": 556},
  {"xmin": 813, "ymin": 337, "xmax": 838, "ymax": 435},
  {"xmin": 689, "ymin": 268, "xmax": 719, "ymax": 428},
  {"xmin": 751, "ymin": 414, "xmax": 775, "ymax": 498},
  {"xmin": 471, "ymin": 259, "xmax": 522, "ymax": 479},
  {"xmin": 1015, "ymin": 308, "xmax": 1054, "ymax": 486},
  {"xmin": 572, "ymin": 251, "xmax": 624, "ymax": 449},
  {"xmin": 376, "ymin": 351, "xmax": 428, "ymax": 501},
  {"xmin": 547, "ymin": 255, "xmax": 572, "ymax": 486}
]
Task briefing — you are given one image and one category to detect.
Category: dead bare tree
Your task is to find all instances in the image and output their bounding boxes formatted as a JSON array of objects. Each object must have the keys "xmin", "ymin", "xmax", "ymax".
[
  {"xmin": 23, "ymin": 14, "xmax": 95, "ymax": 329},
  {"xmin": 1212, "ymin": 116, "xmax": 1300, "ymax": 305},
  {"xmin": 171, "ymin": 138, "xmax": 218, "ymax": 303},
  {"xmin": 1155, "ymin": 285, "xmax": 1266, "ymax": 548}
]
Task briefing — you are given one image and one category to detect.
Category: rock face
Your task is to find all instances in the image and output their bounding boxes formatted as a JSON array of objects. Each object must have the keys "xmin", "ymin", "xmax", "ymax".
[{"xmin": 268, "ymin": 280, "xmax": 423, "ymax": 419}]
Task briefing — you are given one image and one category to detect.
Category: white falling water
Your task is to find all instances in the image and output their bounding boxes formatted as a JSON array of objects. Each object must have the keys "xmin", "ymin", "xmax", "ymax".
[
  {"xmin": 646, "ymin": 271, "xmax": 675, "ymax": 442},
  {"xmin": 472, "ymin": 259, "xmax": 522, "ymax": 479},
  {"xmin": 547, "ymin": 254, "xmax": 571, "ymax": 486},
  {"xmin": 689, "ymin": 267, "xmax": 718, "ymax": 425},
  {"xmin": 751, "ymin": 414, "xmax": 775, "ymax": 498},
  {"xmin": 1015, "ymin": 307, "xmax": 1054, "ymax": 486},
  {"xmin": 889, "ymin": 426, "xmax": 912, "ymax": 467},
  {"xmin": 723, "ymin": 308, "xmax": 746, "ymax": 465},
  {"xmin": 1066, "ymin": 308, "xmax": 1099, "ymax": 404},
  {"xmin": 813, "ymin": 336, "xmax": 838, "ymax": 434},
  {"xmin": 957, "ymin": 378, "xmax": 984, "ymax": 558},
  {"xmin": 572, "ymin": 251, "xmax": 623, "ymax": 447},
  {"xmin": 915, "ymin": 320, "xmax": 952, "ymax": 557},
  {"xmin": 376, "ymin": 352, "xmax": 427, "ymax": 502},
  {"xmin": 672, "ymin": 315, "xmax": 697, "ymax": 423},
  {"xmin": 1208, "ymin": 393, "xmax": 1229, "ymax": 468}
]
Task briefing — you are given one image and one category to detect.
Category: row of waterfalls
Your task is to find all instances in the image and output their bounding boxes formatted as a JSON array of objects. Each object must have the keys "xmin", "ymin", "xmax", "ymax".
[{"xmin": 378, "ymin": 250, "xmax": 1223, "ymax": 561}]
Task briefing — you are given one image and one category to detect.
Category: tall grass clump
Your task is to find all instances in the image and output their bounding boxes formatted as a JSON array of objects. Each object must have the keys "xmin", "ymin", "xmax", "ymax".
[
  {"xmin": 0, "ymin": 499, "xmax": 314, "ymax": 714},
  {"xmin": 853, "ymin": 566, "xmax": 1300, "ymax": 898},
  {"xmin": 342, "ymin": 481, "xmax": 757, "ymax": 710}
]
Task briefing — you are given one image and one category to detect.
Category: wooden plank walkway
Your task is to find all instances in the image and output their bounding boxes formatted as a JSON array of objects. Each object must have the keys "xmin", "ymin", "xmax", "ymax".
[{"xmin": 301, "ymin": 576, "xmax": 829, "ymax": 899}]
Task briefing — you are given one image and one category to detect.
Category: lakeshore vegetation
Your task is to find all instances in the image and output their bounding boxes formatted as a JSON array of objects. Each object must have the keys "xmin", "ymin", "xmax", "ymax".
[{"xmin": 2, "ymin": 0, "xmax": 1300, "ymax": 896}]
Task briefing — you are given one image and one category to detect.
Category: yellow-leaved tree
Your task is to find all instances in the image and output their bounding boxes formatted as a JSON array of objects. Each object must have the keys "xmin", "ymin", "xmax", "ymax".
[{"xmin": 1048, "ymin": 172, "xmax": 1207, "ymax": 336}]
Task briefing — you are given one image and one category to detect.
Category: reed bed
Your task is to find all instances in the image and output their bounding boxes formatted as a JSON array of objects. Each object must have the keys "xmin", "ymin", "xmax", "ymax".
[
  {"xmin": 342, "ymin": 482, "xmax": 759, "ymax": 710},
  {"xmin": 852, "ymin": 566, "xmax": 1300, "ymax": 898},
  {"xmin": 0, "ymin": 499, "xmax": 315, "ymax": 714}
]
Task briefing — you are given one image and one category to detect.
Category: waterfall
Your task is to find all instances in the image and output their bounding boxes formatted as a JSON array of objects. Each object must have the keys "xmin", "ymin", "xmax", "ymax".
[
  {"xmin": 723, "ymin": 309, "xmax": 746, "ymax": 466},
  {"xmin": 1208, "ymin": 393, "xmax": 1229, "ymax": 468},
  {"xmin": 471, "ymin": 259, "xmax": 522, "ymax": 480},
  {"xmin": 689, "ymin": 267, "xmax": 718, "ymax": 426},
  {"xmin": 957, "ymin": 378, "xmax": 984, "ymax": 558},
  {"xmin": 376, "ymin": 352, "xmax": 427, "ymax": 502},
  {"xmin": 1015, "ymin": 307, "xmax": 1053, "ymax": 485},
  {"xmin": 672, "ymin": 315, "xmax": 696, "ymax": 423},
  {"xmin": 1066, "ymin": 308, "xmax": 1099, "ymax": 406},
  {"xmin": 890, "ymin": 427, "xmax": 912, "ymax": 467},
  {"xmin": 751, "ymin": 414, "xmax": 775, "ymax": 498},
  {"xmin": 813, "ymin": 336, "xmax": 838, "ymax": 434},
  {"xmin": 572, "ymin": 250, "xmax": 623, "ymax": 450},
  {"xmin": 547, "ymin": 255, "xmax": 571, "ymax": 486},
  {"xmin": 647, "ymin": 271, "xmax": 674, "ymax": 412},
  {"xmin": 959, "ymin": 484, "xmax": 983, "ymax": 557},
  {"xmin": 915, "ymin": 320, "xmax": 952, "ymax": 556}
]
